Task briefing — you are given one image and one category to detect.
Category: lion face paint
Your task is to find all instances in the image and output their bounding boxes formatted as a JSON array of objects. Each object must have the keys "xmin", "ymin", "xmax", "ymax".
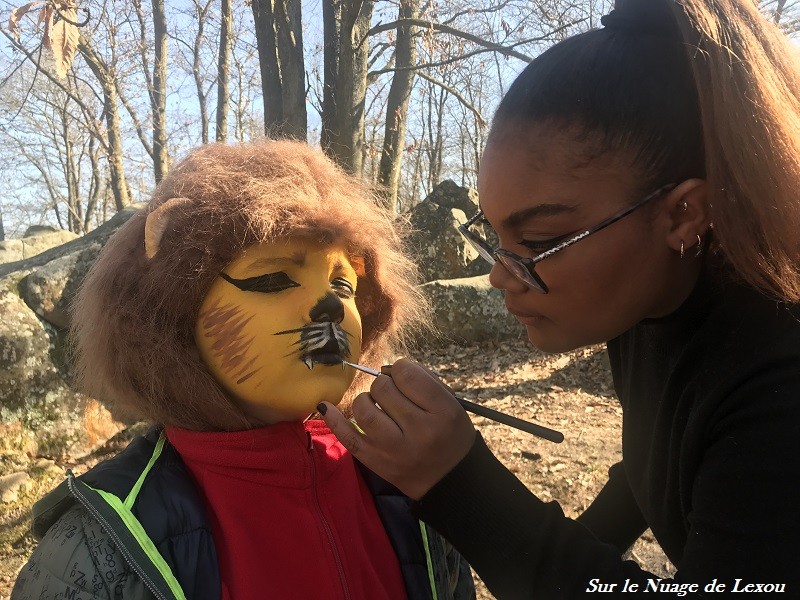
[{"xmin": 196, "ymin": 237, "xmax": 363, "ymax": 424}]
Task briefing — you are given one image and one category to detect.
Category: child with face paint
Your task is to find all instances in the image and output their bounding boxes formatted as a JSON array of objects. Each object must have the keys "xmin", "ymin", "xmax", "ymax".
[
  {"xmin": 11, "ymin": 141, "xmax": 475, "ymax": 600},
  {"xmin": 319, "ymin": 0, "xmax": 800, "ymax": 597}
]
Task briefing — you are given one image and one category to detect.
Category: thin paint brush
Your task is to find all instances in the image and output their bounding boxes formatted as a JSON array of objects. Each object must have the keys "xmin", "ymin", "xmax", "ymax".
[{"xmin": 342, "ymin": 360, "xmax": 563, "ymax": 443}]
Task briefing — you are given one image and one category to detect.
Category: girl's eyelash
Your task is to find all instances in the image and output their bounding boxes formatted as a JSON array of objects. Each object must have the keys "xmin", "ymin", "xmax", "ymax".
[
  {"xmin": 519, "ymin": 239, "xmax": 559, "ymax": 252},
  {"xmin": 518, "ymin": 232, "xmax": 574, "ymax": 253}
]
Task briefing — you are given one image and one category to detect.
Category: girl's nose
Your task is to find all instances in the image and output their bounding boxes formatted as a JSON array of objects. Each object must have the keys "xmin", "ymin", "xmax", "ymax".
[
  {"xmin": 488, "ymin": 260, "xmax": 529, "ymax": 295},
  {"xmin": 309, "ymin": 292, "xmax": 345, "ymax": 324}
]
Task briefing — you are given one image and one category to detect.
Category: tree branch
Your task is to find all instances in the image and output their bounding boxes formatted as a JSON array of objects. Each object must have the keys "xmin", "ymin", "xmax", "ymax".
[
  {"xmin": 417, "ymin": 71, "xmax": 487, "ymax": 126},
  {"xmin": 369, "ymin": 17, "xmax": 584, "ymax": 63},
  {"xmin": 368, "ymin": 35, "xmax": 538, "ymax": 79},
  {"xmin": 440, "ymin": 0, "xmax": 514, "ymax": 27},
  {"xmin": 368, "ymin": 17, "xmax": 533, "ymax": 61}
]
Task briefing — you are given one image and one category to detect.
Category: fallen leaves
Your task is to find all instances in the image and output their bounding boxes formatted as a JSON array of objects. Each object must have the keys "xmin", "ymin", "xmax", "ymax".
[{"xmin": 414, "ymin": 339, "xmax": 674, "ymax": 598}]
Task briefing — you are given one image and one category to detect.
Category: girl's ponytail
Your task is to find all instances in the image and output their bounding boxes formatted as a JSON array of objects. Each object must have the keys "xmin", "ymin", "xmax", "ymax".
[{"xmin": 668, "ymin": 0, "xmax": 800, "ymax": 301}]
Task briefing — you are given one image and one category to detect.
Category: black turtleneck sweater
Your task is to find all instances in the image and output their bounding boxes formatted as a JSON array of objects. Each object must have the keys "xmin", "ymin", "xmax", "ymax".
[{"xmin": 413, "ymin": 271, "xmax": 800, "ymax": 598}]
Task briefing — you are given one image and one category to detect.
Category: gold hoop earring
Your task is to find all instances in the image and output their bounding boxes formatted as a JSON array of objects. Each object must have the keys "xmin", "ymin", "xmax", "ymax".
[
  {"xmin": 694, "ymin": 234, "xmax": 703, "ymax": 258},
  {"xmin": 680, "ymin": 240, "xmax": 685, "ymax": 259}
]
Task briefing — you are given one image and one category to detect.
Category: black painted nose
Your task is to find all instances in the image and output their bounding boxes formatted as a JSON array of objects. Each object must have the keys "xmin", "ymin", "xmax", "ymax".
[{"xmin": 309, "ymin": 292, "xmax": 345, "ymax": 324}]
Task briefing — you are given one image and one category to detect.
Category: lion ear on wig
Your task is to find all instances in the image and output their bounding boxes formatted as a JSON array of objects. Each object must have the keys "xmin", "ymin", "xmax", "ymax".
[
  {"xmin": 144, "ymin": 197, "xmax": 193, "ymax": 259},
  {"xmin": 349, "ymin": 255, "xmax": 366, "ymax": 278}
]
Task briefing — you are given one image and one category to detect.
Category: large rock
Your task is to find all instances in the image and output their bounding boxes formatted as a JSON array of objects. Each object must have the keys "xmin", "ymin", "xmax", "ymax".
[
  {"xmin": 407, "ymin": 202, "xmax": 478, "ymax": 283},
  {"xmin": 425, "ymin": 179, "xmax": 479, "ymax": 216},
  {"xmin": 0, "ymin": 228, "xmax": 78, "ymax": 265},
  {"xmin": 421, "ymin": 275, "xmax": 525, "ymax": 343},
  {"xmin": 0, "ymin": 205, "xmax": 143, "ymax": 458},
  {"xmin": 19, "ymin": 244, "xmax": 104, "ymax": 329},
  {"xmin": 0, "ymin": 283, "xmax": 94, "ymax": 455},
  {"xmin": 406, "ymin": 180, "xmax": 501, "ymax": 281},
  {"xmin": 0, "ymin": 204, "xmax": 143, "ymax": 280}
]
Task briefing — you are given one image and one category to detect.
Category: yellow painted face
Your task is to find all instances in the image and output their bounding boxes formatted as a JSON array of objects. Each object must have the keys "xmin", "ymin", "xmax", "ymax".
[{"xmin": 195, "ymin": 237, "xmax": 364, "ymax": 424}]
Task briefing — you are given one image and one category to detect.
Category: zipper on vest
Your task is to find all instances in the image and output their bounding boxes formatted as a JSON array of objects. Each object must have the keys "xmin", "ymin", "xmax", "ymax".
[
  {"xmin": 67, "ymin": 472, "xmax": 170, "ymax": 600},
  {"xmin": 307, "ymin": 431, "xmax": 352, "ymax": 600}
]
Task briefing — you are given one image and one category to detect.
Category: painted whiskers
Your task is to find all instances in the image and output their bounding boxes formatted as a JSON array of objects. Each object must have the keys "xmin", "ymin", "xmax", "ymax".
[{"xmin": 275, "ymin": 322, "xmax": 352, "ymax": 369}]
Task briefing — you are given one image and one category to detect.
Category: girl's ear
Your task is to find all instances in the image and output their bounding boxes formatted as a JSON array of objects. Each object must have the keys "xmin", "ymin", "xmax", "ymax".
[
  {"xmin": 662, "ymin": 179, "xmax": 711, "ymax": 254},
  {"xmin": 144, "ymin": 197, "xmax": 193, "ymax": 259}
]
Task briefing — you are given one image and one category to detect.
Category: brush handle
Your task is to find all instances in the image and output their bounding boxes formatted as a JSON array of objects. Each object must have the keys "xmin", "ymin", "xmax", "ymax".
[
  {"xmin": 455, "ymin": 396, "xmax": 563, "ymax": 443},
  {"xmin": 377, "ymin": 365, "xmax": 563, "ymax": 443}
]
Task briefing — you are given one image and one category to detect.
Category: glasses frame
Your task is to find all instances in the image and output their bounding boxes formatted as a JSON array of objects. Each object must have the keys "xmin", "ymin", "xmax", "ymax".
[{"xmin": 458, "ymin": 183, "xmax": 677, "ymax": 293}]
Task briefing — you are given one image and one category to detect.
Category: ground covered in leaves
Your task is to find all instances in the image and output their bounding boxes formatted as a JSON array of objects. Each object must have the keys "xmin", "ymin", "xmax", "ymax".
[{"xmin": 0, "ymin": 339, "xmax": 674, "ymax": 599}]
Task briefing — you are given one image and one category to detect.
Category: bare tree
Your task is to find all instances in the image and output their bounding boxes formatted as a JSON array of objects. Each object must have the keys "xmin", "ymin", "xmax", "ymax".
[
  {"xmin": 133, "ymin": 0, "xmax": 169, "ymax": 181},
  {"xmin": 231, "ymin": 39, "xmax": 262, "ymax": 142},
  {"xmin": 320, "ymin": 0, "xmax": 374, "ymax": 175},
  {"xmin": 0, "ymin": 69, "xmax": 108, "ymax": 233},
  {"xmin": 760, "ymin": 0, "xmax": 800, "ymax": 32},
  {"xmin": 77, "ymin": 37, "xmax": 132, "ymax": 210},
  {"xmin": 250, "ymin": 0, "xmax": 306, "ymax": 138},
  {"xmin": 376, "ymin": 0, "xmax": 418, "ymax": 211},
  {"xmin": 172, "ymin": 0, "xmax": 215, "ymax": 144},
  {"xmin": 216, "ymin": 0, "xmax": 232, "ymax": 141}
]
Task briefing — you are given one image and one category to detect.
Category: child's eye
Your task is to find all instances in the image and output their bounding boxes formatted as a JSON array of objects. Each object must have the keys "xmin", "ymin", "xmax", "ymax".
[
  {"xmin": 331, "ymin": 277, "xmax": 355, "ymax": 298},
  {"xmin": 220, "ymin": 271, "xmax": 300, "ymax": 293}
]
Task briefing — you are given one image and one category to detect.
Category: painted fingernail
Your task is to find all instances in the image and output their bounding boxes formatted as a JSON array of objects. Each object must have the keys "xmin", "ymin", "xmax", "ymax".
[{"xmin": 316, "ymin": 403, "xmax": 327, "ymax": 415}]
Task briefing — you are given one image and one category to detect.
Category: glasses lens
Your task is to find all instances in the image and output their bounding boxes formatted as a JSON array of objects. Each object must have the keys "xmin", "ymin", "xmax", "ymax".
[
  {"xmin": 495, "ymin": 254, "xmax": 547, "ymax": 293},
  {"xmin": 459, "ymin": 227, "xmax": 496, "ymax": 265}
]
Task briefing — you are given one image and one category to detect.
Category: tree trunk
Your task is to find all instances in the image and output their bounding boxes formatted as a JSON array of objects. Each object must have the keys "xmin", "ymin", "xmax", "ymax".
[
  {"xmin": 79, "ymin": 38, "xmax": 132, "ymax": 211},
  {"xmin": 321, "ymin": 0, "xmax": 374, "ymax": 176},
  {"xmin": 151, "ymin": 0, "xmax": 169, "ymax": 182},
  {"xmin": 251, "ymin": 0, "xmax": 306, "ymax": 138},
  {"xmin": 63, "ymin": 120, "xmax": 81, "ymax": 233},
  {"xmin": 191, "ymin": 0, "xmax": 211, "ymax": 144},
  {"xmin": 274, "ymin": 0, "xmax": 306, "ymax": 139},
  {"xmin": 216, "ymin": 0, "xmax": 232, "ymax": 142},
  {"xmin": 251, "ymin": 0, "xmax": 284, "ymax": 134},
  {"xmin": 320, "ymin": 0, "xmax": 341, "ymax": 150},
  {"xmin": 84, "ymin": 136, "xmax": 102, "ymax": 232},
  {"xmin": 775, "ymin": 0, "xmax": 787, "ymax": 24},
  {"xmin": 102, "ymin": 86, "xmax": 132, "ymax": 211},
  {"xmin": 376, "ymin": 0, "xmax": 417, "ymax": 211}
]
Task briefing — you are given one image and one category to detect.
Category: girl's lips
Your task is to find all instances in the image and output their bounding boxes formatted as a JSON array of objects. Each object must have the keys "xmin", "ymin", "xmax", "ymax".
[{"xmin": 506, "ymin": 305, "xmax": 545, "ymax": 325}]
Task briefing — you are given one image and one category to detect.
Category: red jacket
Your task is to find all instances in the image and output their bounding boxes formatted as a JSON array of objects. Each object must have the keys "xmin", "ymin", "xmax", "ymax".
[{"xmin": 166, "ymin": 420, "xmax": 408, "ymax": 600}]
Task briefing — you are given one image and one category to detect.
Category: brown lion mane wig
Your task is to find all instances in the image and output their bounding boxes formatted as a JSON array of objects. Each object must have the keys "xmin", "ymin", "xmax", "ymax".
[{"xmin": 70, "ymin": 140, "xmax": 428, "ymax": 431}]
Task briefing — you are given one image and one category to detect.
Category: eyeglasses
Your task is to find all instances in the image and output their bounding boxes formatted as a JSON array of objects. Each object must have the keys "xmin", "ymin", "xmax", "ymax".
[{"xmin": 458, "ymin": 183, "xmax": 677, "ymax": 293}]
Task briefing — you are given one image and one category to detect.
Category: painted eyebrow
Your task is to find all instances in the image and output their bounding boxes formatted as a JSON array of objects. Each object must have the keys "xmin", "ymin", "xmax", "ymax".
[
  {"xmin": 495, "ymin": 203, "xmax": 578, "ymax": 230},
  {"xmin": 245, "ymin": 250, "xmax": 306, "ymax": 271},
  {"xmin": 332, "ymin": 259, "xmax": 355, "ymax": 275}
]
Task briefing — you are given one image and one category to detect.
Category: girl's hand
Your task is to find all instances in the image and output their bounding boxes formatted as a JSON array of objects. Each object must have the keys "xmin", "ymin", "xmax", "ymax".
[{"xmin": 319, "ymin": 357, "xmax": 476, "ymax": 500}]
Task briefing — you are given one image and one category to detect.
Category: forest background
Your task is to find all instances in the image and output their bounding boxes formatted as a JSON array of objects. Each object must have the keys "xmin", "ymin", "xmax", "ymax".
[{"xmin": 0, "ymin": 0, "xmax": 797, "ymax": 239}]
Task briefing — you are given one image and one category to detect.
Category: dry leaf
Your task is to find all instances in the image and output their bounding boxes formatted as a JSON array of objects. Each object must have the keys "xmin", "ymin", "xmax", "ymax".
[
  {"xmin": 42, "ymin": 4, "xmax": 54, "ymax": 50},
  {"xmin": 8, "ymin": 1, "xmax": 44, "ymax": 41},
  {"xmin": 36, "ymin": 4, "xmax": 49, "ymax": 28},
  {"xmin": 49, "ymin": 2, "xmax": 79, "ymax": 78}
]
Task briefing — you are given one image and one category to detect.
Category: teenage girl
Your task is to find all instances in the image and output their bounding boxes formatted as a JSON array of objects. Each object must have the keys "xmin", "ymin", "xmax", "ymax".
[{"xmin": 320, "ymin": 0, "xmax": 800, "ymax": 596}]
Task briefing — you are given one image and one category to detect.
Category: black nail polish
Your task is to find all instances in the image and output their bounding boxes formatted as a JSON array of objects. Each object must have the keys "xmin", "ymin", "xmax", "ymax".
[{"xmin": 316, "ymin": 403, "xmax": 327, "ymax": 415}]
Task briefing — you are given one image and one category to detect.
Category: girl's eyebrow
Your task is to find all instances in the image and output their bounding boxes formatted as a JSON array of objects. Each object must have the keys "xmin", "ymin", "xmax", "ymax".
[{"xmin": 499, "ymin": 203, "xmax": 577, "ymax": 230}]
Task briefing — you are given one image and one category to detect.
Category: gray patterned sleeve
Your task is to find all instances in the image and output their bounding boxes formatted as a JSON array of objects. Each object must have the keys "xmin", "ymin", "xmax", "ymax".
[{"xmin": 11, "ymin": 504, "xmax": 155, "ymax": 600}]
